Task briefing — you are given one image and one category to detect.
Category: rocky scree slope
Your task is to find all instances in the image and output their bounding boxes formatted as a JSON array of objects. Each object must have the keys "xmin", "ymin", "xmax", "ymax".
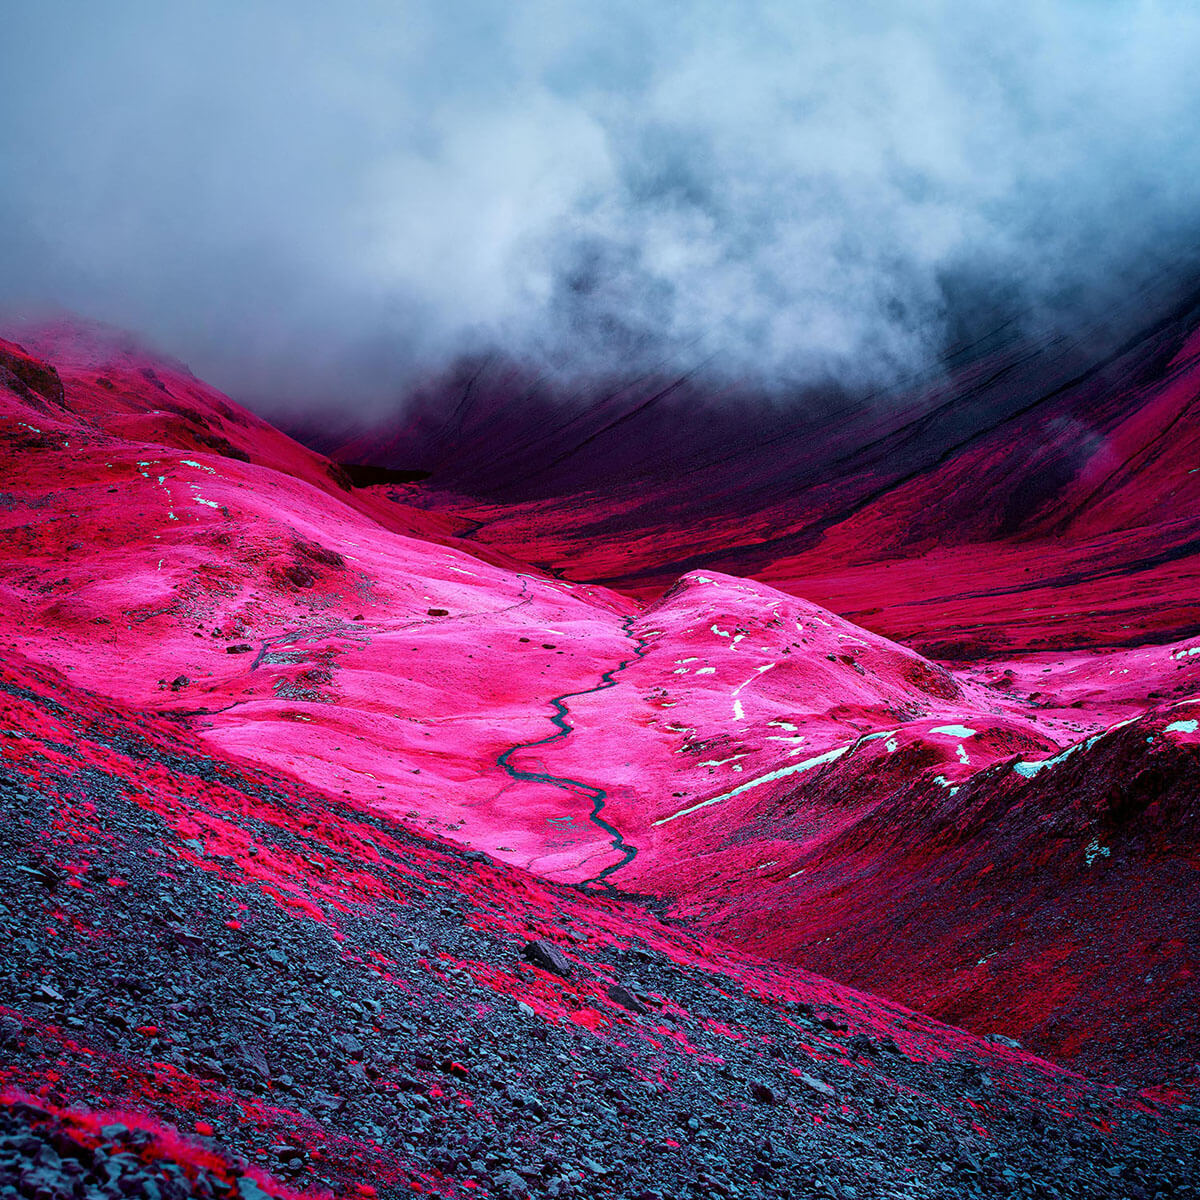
[{"xmin": 2, "ymin": 651, "xmax": 1197, "ymax": 1200}]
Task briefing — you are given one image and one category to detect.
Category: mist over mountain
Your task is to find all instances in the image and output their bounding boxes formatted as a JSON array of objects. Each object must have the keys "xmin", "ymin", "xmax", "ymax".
[
  {"xmin": 4, "ymin": 1, "xmax": 1200, "ymax": 418},
  {"xmin": 4, "ymin": 7, "xmax": 1200, "ymax": 1192}
]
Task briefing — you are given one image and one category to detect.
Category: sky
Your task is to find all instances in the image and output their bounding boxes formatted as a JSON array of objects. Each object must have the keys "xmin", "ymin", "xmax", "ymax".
[{"xmin": 2, "ymin": 1, "xmax": 1200, "ymax": 418}]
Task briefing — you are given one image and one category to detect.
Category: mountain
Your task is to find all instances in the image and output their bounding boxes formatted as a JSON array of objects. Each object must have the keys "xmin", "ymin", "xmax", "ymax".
[
  {"xmin": 302, "ymin": 289, "xmax": 1200, "ymax": 1083},
  {"xmin": 332, "ymin": 285, "xmax": 1200, "ymax": 658},
  {"xmin": 1, "ymin": 317, "xmax": 1197, "ymax": 1197}
]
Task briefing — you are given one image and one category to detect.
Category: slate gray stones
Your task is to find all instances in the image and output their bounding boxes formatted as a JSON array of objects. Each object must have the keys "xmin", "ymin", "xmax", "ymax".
[
  {"xmin": 522, "ymin": 939, "xmax": 572, "ymax": 977},
  {"xmin": 605, "ymin": 983, "xmax": 647, "ymax": 1013}
]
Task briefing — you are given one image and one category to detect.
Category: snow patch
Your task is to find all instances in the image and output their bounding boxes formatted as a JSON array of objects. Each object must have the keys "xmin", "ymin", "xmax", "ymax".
[
  {"xmin": 698, "ymin": 755, "xmax": 747, "ymax": 768},
  {"xmin": 733, "ymin": 663, "xmax": 776, "ymax": 695},
  {"xmin": 653, "ymin": 744, "xmax": 851, "ymax": 826}
]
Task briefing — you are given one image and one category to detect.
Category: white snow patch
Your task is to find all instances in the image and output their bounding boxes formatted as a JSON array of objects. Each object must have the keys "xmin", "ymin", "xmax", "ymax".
[
  {"xmin": 1014, "ymin": 743, "xmax": 1083, "ymax": 777},
  {"xmin": 733, "ymin": 663, "xmax": 776, "ymax": 695},
  {"xmin": 1014, "ymin": 719, "xmax": 1132, "ymax": 778},
  {"xmin": 930, "ymin": 724, "xmax": 977, "ymax": 738},
  {"xmin": 653, "ymin": 744, "xmax": 851, "ymax": 825},
  {"xmin": 1084, "ymin": 838, "xmax": 1111, "ymax": 866},
  {"xmin": 698, "ymin": 755, "xmax": 746, "ymax": 767},
  {"xmin": 1165, "ymin": 719, "xmax": 1199, "ymax": 734},
  {"xmin": 1014, "ymin": 758, "xmax": 1055, "ymax": 778}
]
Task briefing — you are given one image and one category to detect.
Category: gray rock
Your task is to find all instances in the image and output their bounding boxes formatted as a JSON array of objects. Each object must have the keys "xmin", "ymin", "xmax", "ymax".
[
  {"xmin": 605, "ymin": 983, "xmax": 647, "ymax": 1014},
  {"xmin": 522, "ymin": 939, "xmax": 572, "ymax": 977},
  {"xmin": 798, "ymin": 1073, "xmax": 835, "ymax": 1099}
]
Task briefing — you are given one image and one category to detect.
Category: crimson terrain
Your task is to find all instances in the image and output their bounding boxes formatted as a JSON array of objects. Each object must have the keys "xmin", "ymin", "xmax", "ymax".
[{"xmin": 0, "ymin": 308, "xmax": 1197, "ymax": 1200}]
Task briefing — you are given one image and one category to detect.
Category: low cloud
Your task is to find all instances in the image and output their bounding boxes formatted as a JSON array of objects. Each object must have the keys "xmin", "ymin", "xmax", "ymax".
[{"xmin": 2, "ymin": 1, "xmax": 1199, "ymax": 416}]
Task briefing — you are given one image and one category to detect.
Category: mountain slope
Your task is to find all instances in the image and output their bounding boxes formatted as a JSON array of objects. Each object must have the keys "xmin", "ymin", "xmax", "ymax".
[
  {"xmin": 5, "ymin": 644, "xmax": 1195, "ymax": 1199},
  {"xmin": 1, "ymin": 318, "xmax": 1197, "ymax": 1134},
  {"xmin": 345, "ymin": 291, "xmax": 1200, "ymax": 657}
]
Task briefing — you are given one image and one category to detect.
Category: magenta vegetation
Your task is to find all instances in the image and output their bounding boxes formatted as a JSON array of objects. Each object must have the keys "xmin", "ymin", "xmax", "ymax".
[{"xmin": 0, "ymin": 317, "xmax": 1197, "ymax": 1198}]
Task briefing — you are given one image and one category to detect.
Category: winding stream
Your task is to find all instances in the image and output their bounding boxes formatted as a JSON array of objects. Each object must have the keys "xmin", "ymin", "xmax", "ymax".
[{"xmin": 496, "ymin": 616, "xmax": 650, "ymax": 886}]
